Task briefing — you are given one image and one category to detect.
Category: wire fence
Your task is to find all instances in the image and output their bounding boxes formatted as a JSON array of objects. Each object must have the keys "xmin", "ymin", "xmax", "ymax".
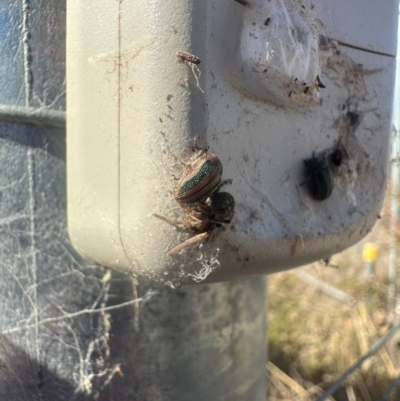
[{"xmin": 316, "ymin": 322, "xmax": 400, "ymax": 401}]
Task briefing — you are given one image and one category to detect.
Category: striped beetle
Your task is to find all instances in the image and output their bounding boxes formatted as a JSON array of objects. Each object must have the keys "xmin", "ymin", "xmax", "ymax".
[
  {"xmin": 155, "ymin": 148, "xmax": 235, "ymax": 255},
  {"xmin": 303, "ymin": 154, "xmax": 334, "ymax": 201}
]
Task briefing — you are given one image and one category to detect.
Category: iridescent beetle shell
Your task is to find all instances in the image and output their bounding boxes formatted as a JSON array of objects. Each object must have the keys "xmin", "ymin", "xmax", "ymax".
[
  {"xmin": 304, "ymin": 156, "xmax": 333, "ymax": 201},
  {"xmin": 173, "ymin": 152, "xmax": 223, "ymax": 205},
  {"xmin": 154, "ymin": 149, "xmax": 234, "ymax": 256}
]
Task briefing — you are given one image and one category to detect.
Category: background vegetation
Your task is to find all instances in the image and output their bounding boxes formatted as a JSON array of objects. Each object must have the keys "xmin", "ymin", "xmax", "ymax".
[{"xmin": 267, "ymin": 188, "xmax": 400, "ymax": 401}]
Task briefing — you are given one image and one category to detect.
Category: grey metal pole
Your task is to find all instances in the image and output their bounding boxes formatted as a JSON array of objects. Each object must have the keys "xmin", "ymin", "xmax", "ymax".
[
  {"xmin": 106, "ymin": 276, "xmax": 267, "ymax": 401},
  {"xmin": 0, "ymin": 2, "xmax": 268, "ymax": 400}
]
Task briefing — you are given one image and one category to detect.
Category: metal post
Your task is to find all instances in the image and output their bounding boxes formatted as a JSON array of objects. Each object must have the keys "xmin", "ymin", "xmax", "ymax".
[{"xmin": 0, "ymin": 2, "xmax": 267, "ymax": 400}]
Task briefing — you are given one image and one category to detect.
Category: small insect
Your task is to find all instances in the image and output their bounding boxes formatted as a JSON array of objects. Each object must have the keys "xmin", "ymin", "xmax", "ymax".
[
  {"xmin": 155, "ymin": 149, "xmax": 235, "ymax": 255},
  {"xmin": 319, "ymin": 257, "xmax": 338, "ymax": 268},
  {"xmin": 329, "ymin": 148, "xmax": 343, "ymax": 167},
  {"xmin": 303, "ymin": 154, "xmax": 334, "ymax": 201},
  {"xmin": 176, "ymin": 50, "xmax": 201, "ymax": 65}
]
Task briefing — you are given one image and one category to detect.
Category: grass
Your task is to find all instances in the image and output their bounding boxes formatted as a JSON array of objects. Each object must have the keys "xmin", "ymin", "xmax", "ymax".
[{"xmin": 267, "ymin": 200, "xmax": 400, "ymax": 400}]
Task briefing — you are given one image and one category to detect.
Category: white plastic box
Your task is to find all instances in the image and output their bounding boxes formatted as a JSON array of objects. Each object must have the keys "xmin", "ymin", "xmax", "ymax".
[{"xmin": 67, "ymin": 0, "xmax": 398, "ymax": 286}]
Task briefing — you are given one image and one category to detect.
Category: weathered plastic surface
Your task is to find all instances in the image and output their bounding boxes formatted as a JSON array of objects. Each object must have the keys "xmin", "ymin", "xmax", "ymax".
[
  {"xmin": 0, "ymin": 1, "xmax": 268, "ymax": 400},
  {"xmin": 68, "ymin": 0, "xmax": 397, "ymax": 287}
]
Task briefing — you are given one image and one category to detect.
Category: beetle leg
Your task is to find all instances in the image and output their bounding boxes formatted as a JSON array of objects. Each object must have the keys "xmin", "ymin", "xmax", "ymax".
[
  {"xmin": 154, "ymin": 212, "xmax": 205, "ymax": 231},
  {"xmin": 153, "ymin": 213, "xmax": 188, "ymax": 227},
  {"xmin": 195, "ymin": 203, "xmax": 214, "ymax": 216},
  {"xmin": 214, "ymin": 179, "xmax": 233, "ymax": 192},
  {"xmin": 168, "ymin": 232, "xmax": 211, "ymax": 256},
  {"xmin": 210, "ymin": 219, "xmax": 230, "ymax": 227}
]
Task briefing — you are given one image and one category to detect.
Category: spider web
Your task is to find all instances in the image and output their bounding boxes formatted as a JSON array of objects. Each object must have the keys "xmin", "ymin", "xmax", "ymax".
[{"xmin": 0, "ymin": 123, "xmax": 153, "ymax": 399}]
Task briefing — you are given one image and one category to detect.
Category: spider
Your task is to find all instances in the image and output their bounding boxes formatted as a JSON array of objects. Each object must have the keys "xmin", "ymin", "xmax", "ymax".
[{"xmin": 155, "ymin": 149, "xmax": 235, "ymax": 255}]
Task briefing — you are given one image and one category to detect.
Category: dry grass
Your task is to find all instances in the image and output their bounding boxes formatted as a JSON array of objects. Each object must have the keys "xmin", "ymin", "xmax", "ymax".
[{"xmin": 267, "ymin": 198, "xmax": 400, "ymax": 401}]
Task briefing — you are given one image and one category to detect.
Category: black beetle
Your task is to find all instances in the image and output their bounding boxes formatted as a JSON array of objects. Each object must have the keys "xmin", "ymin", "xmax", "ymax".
[{"xmin": 303, "ymin": 155, "xmax": 333, "ymax": 201}]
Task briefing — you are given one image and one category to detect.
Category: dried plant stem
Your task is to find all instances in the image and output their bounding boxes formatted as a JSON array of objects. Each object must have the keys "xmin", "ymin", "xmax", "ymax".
[{"xmin": 1, "ymin": 291, "xmax": 156, "ymax": 335}]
